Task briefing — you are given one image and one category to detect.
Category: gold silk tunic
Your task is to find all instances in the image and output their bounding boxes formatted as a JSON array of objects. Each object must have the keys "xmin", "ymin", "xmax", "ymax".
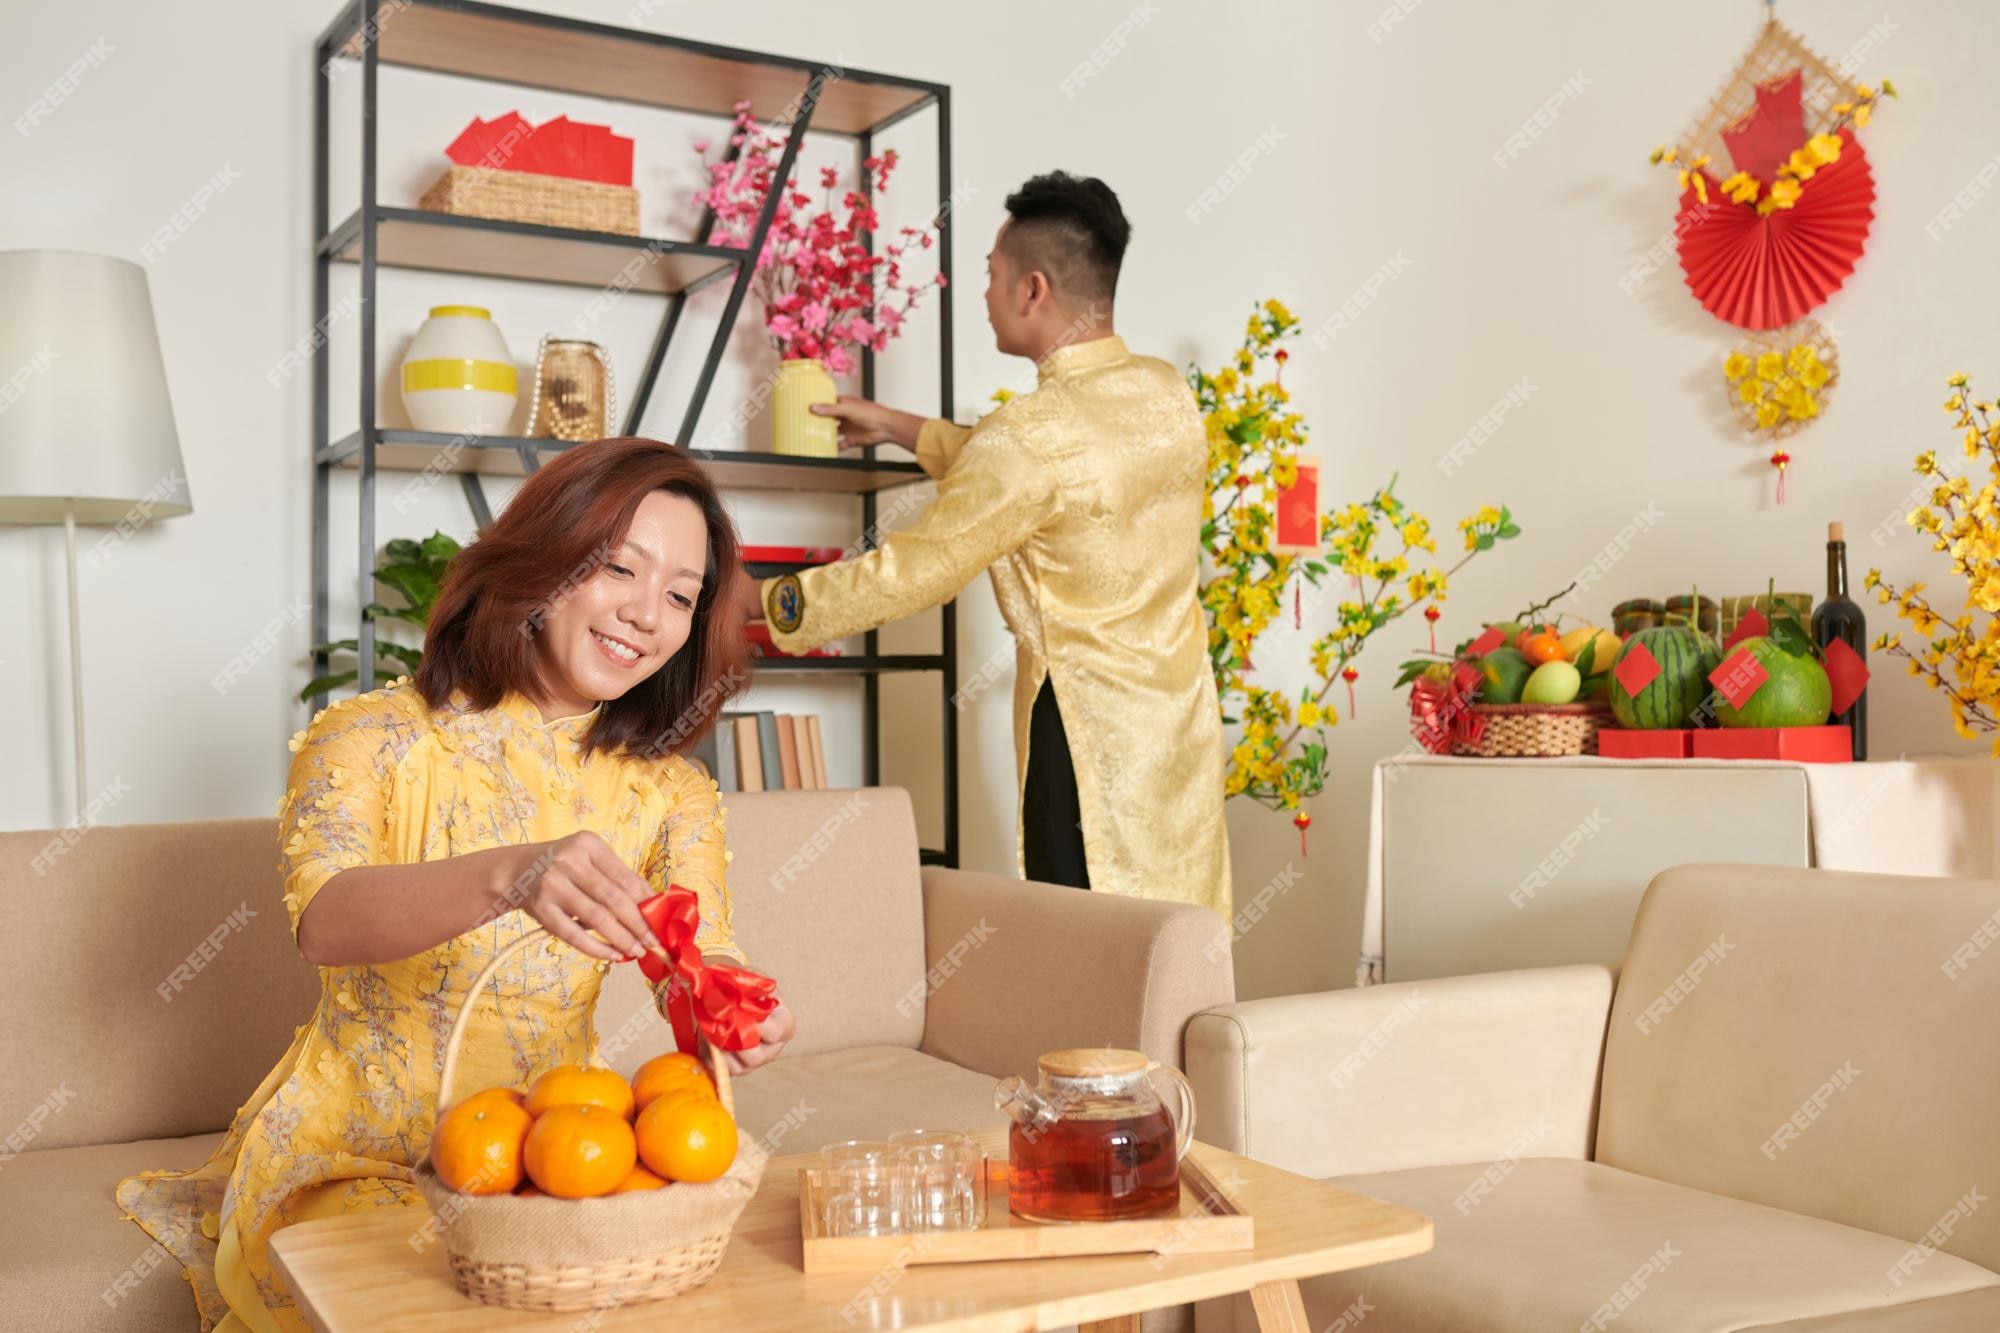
[
  {"xmin": 115, "ymin": 683, "xmax": 741, "ymax": 1331},
  {"xmin": 763, "ymin": 335, "xmax": 1231, "ymax": 917}
]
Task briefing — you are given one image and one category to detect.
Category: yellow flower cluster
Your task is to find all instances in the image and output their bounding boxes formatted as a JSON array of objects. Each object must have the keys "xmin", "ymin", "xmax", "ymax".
[
  {"xmin": 1725, "ymin": 340, "xmax": 1834, "ymax": 434},
  {"xmin": 1196, "ymin": 300, "xmax": 1515, "ymax": 811},
  {"xmin": 1652, "ymin": 81, "xmax": 1893, "ymax": 216},
  {"xmin": 1865, "ymin": 372, "xmax": 2000, "ymax": 752}
]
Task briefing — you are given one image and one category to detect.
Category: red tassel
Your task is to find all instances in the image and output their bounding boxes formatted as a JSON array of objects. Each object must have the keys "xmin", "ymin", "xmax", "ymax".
[
  {"xmin": 1424, "ymin": 604, "xmax": 1441, "ymax": 653},
  {"xmin": 1771, "ymin": 450, "xmax": 1791, "ymax": 506},
  {"xmin": 1343, "ymin": 666, "xmax": 1359, "ymax": 720},
  {"xmin": 1293, "ymin": 809, "xmax": 1311, "ymax": 857}
]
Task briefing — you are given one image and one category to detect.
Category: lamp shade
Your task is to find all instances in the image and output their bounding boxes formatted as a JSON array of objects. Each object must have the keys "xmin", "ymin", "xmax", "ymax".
[{"xmin": 0, "ymin": 250, "xmax": 191, "ymax": 523}]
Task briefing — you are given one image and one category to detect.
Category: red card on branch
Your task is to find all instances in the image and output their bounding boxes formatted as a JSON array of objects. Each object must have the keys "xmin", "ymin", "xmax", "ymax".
[
  {"xmin": 1614, "ymin": 640, "xmax": 1662, "ymax": 698},
  {"xmin": 1272, "ymin": 457, "xmax": 1321, "ymax": 555},
  {"xmin": 1710, "ymin": 648, "xmax": 1770, "ymax": 709},
  {"xmin": 1468, "ymin": 626, "xmax": 1507, "ymax": 657},
  {"xmin": 1823, "ymin": 636, "xmax": 1870, "ymax": 715},
  {"xmin": 1723, "ymin": 607, "xmax": 1769, "ymax": 652}
]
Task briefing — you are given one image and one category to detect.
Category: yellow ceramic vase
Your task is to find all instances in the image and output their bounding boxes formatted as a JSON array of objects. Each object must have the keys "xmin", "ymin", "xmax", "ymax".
[{"xmin": 770, "ymin": 357, "xmax": 838, "ymax": 457}]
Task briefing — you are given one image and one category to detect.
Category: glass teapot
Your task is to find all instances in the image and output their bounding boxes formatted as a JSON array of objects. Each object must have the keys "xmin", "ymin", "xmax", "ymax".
[{"xmin": 995, "ymin": 1047, "xmax": 1196, "ymax": 1222}]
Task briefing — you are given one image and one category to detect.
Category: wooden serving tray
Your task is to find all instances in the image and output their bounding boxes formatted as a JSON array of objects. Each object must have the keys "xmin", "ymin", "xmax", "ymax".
[{"xmin": 798, "ymin": 1153, "xmax": 1254, "ymax": 1273}]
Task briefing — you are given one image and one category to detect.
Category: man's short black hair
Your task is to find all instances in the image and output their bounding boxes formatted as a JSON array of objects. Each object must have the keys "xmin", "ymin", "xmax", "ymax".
[{"xmin": 1001, "ymin": 171, "xmax": 1130, "ymax": 305}]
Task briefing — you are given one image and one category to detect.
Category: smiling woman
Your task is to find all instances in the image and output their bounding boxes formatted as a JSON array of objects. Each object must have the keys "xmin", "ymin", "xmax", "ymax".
[{"xmin": 113, "ymin": 438, "xmax": 795, "ymax": 1333}]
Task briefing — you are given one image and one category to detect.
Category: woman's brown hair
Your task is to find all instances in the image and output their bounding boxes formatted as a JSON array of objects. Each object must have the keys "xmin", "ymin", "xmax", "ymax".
[{"xmin": 415, "ymin": 437, "xmax": 751, "ymax": 761}]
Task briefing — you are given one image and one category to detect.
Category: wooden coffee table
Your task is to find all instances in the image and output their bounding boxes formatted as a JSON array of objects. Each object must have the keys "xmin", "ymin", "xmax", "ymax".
[{"xmin": 269, "ymin": 1128, "xmax": 1431, "ymax": 1331}]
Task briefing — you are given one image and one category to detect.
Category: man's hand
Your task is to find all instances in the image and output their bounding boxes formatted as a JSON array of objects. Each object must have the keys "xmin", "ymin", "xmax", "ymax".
[
  {"xmin": 810, "ymin": 396, "xmax": 925, "ymax": 452},
  {"xmin": 731, "ymin": 566, "xmax": 764, "ymax": 623}
]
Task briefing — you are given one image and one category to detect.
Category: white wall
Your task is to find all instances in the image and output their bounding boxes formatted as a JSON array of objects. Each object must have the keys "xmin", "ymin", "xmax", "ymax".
[{"xmin": 4, "ymin": 1, "xmax": 1994, "ymax": 1002}]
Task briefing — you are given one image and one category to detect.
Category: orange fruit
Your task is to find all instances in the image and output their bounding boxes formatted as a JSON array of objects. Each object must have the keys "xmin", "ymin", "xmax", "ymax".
[
  {"xmin": 636, "ymin": 1094, "xmax": 737, "ymax": 1183},
  {"xmin": 449, "ymin": 1086, "xmax": 526, "ymax": 1117},
  {"xmin": 631, "ymin": 1053, "xmax": 714, "ymax": 1114},
  {"xmin": 610, "ymin": 1164, "xmax": 669, "ymax": 1193},
  {"xmin": 1513, "ymin": 622, "xmax": 1556, "ymax": 653},
  {"xmin": 430, "ymin": 1101, "xmax": 532, "ymax": 1195},
  {"xmin": 524, "ymin": 1104, "xmax": 638, "ymax": 1199},
  {"xmin": 524, "ymin": 1065, "xmax": 635, "ymax": 1120},
  {"xmin": 1521, "ymin": 632, "xmax": 1567, "ymax": 666}
]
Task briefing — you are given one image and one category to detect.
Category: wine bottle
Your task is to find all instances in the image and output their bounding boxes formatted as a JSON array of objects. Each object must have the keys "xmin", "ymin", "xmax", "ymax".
[{"xmin": 1811, "ymin": 521, "xmax": 1867, "ymax": 760}]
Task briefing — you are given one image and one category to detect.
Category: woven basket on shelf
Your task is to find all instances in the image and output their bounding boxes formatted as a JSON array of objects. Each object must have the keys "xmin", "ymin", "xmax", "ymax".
[
  {"xmin": 1452, "ymin": 702, "xmax": 1612, "ymax": 758},
  {"xmin": 419, "ymin": 165, "xmax": 640, "ymax": 235},
  {"xmin": 412, "ymin": 926, "xmax": 765, "ymax": 1313}
]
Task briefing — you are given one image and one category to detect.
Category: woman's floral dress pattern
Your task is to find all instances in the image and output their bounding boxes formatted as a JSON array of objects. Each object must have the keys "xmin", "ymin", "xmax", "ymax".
[{"xmin": 115, "ymin": 682, "xmax": 740, "ymax": 1331}]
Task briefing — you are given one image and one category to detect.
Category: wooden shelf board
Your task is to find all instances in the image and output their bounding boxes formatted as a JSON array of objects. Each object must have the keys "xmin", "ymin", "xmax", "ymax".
[
  {"xmin": 337, "ymin": 0, "xmax": 936, "ymax": 135},
  {"xmin": 325, "ymin": 207, "xmax": 741, "ymax": 295},
  {"xmin": 323, "ymin": 431, "xmax": 930, "ymax": 493}
]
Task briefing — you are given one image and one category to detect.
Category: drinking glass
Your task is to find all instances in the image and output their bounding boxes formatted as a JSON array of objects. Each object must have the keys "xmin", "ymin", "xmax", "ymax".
[
  {"xmin": 819, "ymin": 1140, "xmax": 903, "ymax": 1236},
  {"xmin": 890, "ymin": 1128, "xmax": 988, "ymax": 1231}
]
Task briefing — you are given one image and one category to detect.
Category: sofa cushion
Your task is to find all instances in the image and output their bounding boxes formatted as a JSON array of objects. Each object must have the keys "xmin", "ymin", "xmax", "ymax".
[
  {"xmin": 0, "ymin": 820, "xmax": 319, "ymax": 1151},
  {"xmin": 1599, "ymin": 866, "xmax": 2000, "ymax": 1275},
  {"xmin": 1745, "ymin": 1287, "xmax": 2000, "ymax": 1329},
  {"xmin": 1285, "ymin": 1159, "xmax": 2000, "ymax": 1333},
  {"xmin": 725, "ymin": 1044, "xmax": 1007, "ymax": 1152},
  {"xmin": 717, "ymin": 788, "xmax": 929, "ymax": 1056},
  {"xmin": 0, "ymin": 1131, "xmax": 221, "ymax": 1332}
]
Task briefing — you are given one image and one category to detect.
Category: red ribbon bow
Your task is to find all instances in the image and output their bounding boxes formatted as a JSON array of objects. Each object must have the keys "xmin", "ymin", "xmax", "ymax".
[
  {"xmin": 634, "ymin": 887, "xmax": 780, "ymax": 1053},
  {"xmin": 1409, "ymin": 660, "xmax": 1487, "ymax": 755}
]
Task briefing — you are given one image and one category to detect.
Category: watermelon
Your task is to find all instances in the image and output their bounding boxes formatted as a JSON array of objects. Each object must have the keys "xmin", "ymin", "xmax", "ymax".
[
  {"xmin": 1714, "ymin": 636, "xmax": 1832, "ymax": 728},
  {"xmin": 1609, "ymin": 625, "xmax": 1722, "ymax": 729}
]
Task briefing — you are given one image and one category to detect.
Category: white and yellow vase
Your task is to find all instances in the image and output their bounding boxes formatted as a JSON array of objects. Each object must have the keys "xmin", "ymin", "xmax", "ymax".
[
  {"xmin": 770, "ymin": 356, "xmax": 838, "ymax": 457},
  {"xmin": 401, "ymin": 305, "xmax": 519, "ymax": 436}
]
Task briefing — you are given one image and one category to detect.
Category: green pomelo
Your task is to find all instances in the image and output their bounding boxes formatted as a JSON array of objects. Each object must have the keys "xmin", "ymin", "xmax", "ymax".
[{"xmin": 1714, "ymin": 636, "xmax": 1833, "ymax": 728}]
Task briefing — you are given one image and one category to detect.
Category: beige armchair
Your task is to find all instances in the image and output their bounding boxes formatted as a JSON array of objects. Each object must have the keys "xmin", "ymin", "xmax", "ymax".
[
  {"xmin": 0, "ymin": 787, "xmax": 1233, "ymax": 1331},
  {"xmin": 1187, "ymin": 864, "xmax": 2000, "ymax": 1332}
]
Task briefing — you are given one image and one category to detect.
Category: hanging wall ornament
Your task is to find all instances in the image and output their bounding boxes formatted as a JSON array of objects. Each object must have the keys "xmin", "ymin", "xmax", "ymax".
[
  {"xmin": 1723, "ymin": 318, "xmax": 1839, "ymax": 471},
  {"xmin": 1646, "ymin": 12, "xmax": 1895, "ymax": 503}
]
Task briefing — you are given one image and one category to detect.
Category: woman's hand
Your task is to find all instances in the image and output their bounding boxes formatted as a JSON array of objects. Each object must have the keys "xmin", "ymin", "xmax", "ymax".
[
  {"xmin": 722, "ymin": 998, "xmax": 795, "ymax": 1076},
  {"xmin": 511, "ymin": 831, "xmax": 662, "ymax": 963}
]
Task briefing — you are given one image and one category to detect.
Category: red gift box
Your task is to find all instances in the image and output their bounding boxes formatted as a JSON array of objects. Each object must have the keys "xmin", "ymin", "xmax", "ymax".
[
  {"xmin": 1690, "ymin": 725, "xmax": 1852, "ymax": 763},
  {"xmin": 1598, "ymin": 728, "xmax": 1694, "ymax": 759}
]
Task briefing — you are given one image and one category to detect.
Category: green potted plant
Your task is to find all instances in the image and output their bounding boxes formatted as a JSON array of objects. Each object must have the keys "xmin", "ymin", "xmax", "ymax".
[{"xmin": 301, "ymin": 532, "xmax": 461, "ymax": 700}]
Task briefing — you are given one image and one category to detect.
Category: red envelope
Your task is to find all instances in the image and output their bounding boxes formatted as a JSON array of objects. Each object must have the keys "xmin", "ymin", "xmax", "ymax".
[
  {"xmin": 1823, "ymin": 637, "xmax": 1870, "ymax": 715},
  {"xmin": 1614, "ymin": 640, "xmax": 1662, "ymax": 699},
  {"xmin": 1272, "ymin": 457, "xmax": 1320, "ymax": 555},
  {"xmin": 1468, "ymin": 626, "xmax": 1507, "ymax": 657},
  {"xmin": 1723, "ymin": 607, "xmax": 1769, "ymax": 653},
  {"xmin": 1710, "ymin": 648, "xmax": 1770, "ymax": 709}
]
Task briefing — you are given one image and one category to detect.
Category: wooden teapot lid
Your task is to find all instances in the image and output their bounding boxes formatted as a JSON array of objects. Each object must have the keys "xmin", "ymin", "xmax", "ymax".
[{"xmin": 1038, "ymin": 1048, "xmax": 1148, "ymax": 1078}]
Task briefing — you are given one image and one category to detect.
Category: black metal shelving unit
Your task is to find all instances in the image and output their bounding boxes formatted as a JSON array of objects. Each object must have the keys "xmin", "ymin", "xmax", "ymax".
[{"xmin": 311, "ymin": 0, "xmax": 958, "ymax": 866}]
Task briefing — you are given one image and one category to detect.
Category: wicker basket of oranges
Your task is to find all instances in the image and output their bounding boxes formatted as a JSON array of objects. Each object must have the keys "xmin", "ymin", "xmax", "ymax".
[{"xmin": 413, "ymin": 926, "xmax": 766, "ymax": 1313}]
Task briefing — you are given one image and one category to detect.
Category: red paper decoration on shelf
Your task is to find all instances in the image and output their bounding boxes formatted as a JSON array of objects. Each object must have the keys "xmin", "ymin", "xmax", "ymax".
[{"xmin": 445, "ymin": 112, "xmax": 635, "ymax": 187}]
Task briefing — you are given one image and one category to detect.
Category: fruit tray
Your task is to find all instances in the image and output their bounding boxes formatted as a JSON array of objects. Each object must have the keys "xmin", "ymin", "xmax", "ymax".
[
  {"xmin": 797, "ymin": 1152, "xmax": 1254, "ymax": 1273},
  {"xmin": 1452, "ymin": 702, "xmax": 1612, "ymax": 758}
]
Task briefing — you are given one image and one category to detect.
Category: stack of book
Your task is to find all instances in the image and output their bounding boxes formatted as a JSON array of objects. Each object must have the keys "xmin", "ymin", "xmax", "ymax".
[{"xmin": 688, "ymin": 712, "xmax": 832, "ymax": 791}]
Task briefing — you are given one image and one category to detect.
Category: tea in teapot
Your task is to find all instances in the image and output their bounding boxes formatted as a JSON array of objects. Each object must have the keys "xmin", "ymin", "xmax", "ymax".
[{"xmin": 995, "ymin": 1047, "xmax": 1195, "ymax": 1223}]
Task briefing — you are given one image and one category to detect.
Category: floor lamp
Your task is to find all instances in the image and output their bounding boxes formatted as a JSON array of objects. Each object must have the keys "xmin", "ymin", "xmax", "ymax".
[{"xmin": 0, "ymin": 251, "xmax": 192, "ymax": 823}]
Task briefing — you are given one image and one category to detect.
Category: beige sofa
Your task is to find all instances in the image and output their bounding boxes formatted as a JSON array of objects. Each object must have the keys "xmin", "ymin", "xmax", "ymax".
[
  {"xmin": 1188, "ymin": 863, "xmax": 2000, "ymax": 1331},
  {"xmin": 0, "ymin": 787, "xmax": 1232, "ymax": 1330}
]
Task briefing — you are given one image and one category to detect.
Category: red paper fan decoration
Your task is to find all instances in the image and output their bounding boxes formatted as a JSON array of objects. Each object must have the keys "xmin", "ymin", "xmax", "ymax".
[{"xmin": 1676, "ymin": 129, "xmax": 1875, "ymax": 330}]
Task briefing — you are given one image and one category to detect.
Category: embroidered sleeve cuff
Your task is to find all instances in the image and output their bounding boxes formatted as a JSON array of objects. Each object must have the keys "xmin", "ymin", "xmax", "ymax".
[{"xmin": 765, "ymin": 573, "xmax": 806, "ymax": 634}]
